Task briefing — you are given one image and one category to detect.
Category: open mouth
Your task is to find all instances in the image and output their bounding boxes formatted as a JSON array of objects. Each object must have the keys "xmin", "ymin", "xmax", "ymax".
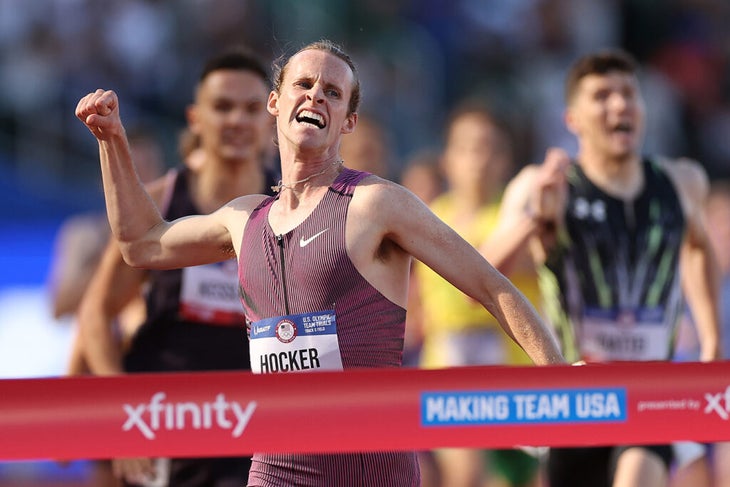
[
  {"xmin": 296, "ymin": 109, "xmax": 326, "ymax": 129},
  {"xmin": 611, "ymin": 122, "xmax": 633, "ymax": 134}
]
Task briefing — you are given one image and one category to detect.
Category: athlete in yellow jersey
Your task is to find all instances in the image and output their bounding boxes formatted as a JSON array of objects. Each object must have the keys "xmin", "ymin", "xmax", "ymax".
[
  {"xmin": 417, "ymin": 194, "xmax": 539, "ymax": 367},
  {"xmin": 412, "ymin": 103, "xmax": 544, "ymax": 487}
]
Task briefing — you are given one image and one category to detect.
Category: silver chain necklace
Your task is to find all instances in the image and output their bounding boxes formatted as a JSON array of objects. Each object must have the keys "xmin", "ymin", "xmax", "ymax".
[{"xmin": 271, "ymin": 160, "xmax": 344, "ymax": 193}]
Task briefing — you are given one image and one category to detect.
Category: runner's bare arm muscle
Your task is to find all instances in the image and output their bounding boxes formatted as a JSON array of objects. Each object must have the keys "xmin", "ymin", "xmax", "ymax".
[
  {"xmin": 76, "ymin": 89, "xmax": 265, "ymax": 270},
  {"xmin": 354, "ymin": 180, "xmax": 565, "ymax": 366},
  {"xmin": 666, "ymin": 158, "xmax": 722, "ymax": 361}
]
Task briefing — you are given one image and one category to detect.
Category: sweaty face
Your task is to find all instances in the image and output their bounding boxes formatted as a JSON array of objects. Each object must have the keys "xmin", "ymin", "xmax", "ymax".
[
  {"xmin": 268, "ymin": 49, "xmax": 356, "ymax": 156},
  {"xmin": 190, "ymin": 70, "xmax": 272, "ymax": 164},
  {"xmin": 566, "ymin": 72, "xmax": 645, "ymax": 160}
]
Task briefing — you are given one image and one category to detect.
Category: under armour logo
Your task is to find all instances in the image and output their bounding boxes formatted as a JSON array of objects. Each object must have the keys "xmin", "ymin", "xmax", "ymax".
[{"xmin": 573, "ymin": 197, "xmax": 606, "ymax": 222}]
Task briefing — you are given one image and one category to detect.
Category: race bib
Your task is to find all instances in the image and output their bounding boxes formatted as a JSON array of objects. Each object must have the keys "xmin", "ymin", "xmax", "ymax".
[
  {"xmin": 580, "ymin": 307, "xmax": 672, "ymax": 361},
  {"xmin": 179, "ymin": 261, "xmax": 245, "ymax": 326},
  {"xmin": 249, "ymin": 311, "xmax": 343, "ymax": 374}
]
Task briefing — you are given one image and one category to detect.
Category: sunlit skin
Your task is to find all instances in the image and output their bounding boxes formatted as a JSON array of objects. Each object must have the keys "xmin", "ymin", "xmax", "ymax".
[
  {"xmin": 566, "ymin": 72, "xmax": 646, "ymax": 195},
  {"xmin": 339, "ymin": 116, "xmax": 389, "ymax": 177},
  {"xmin": 705, "ymin": 189, "xmax": 730, "ymax": 272},
  {"xmin": 443, "ymin": 113, "xmax": 509, "ymax": 202},
  {"xmin": 267, "ymin": 49, "xmax": 357, "ymax": 181},
  {"xmin": 188, "ymin": 70, "xmax": 272, "ymax": 166}
]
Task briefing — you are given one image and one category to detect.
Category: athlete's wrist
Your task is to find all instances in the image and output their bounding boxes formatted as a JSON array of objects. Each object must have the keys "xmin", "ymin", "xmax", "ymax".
[{"xmin": 524, "ymin": 205, "xmax": 556, "ymax": 234}]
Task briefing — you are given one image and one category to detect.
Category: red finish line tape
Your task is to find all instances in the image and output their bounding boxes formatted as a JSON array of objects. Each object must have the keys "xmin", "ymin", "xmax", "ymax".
[{"xmin": 2, "ymin": 361, "xmax": 730, "ymax": 461}]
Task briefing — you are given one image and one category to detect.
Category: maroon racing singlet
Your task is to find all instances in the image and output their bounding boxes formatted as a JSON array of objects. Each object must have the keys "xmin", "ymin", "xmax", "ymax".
[{"xmin": 239, "ymin": 168, "xmax": 420, "ymax": 486}]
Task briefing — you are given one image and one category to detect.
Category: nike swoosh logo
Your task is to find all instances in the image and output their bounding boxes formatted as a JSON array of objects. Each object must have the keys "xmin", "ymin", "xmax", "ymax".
[{"xmin": 299, "ymin": 228, "xmax": 329, "ymax": 247}]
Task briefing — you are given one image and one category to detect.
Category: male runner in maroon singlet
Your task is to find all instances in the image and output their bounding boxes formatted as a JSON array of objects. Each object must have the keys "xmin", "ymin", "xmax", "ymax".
[{"xmin": 76, "ymin": 39, "xmax": 566, "ymax": 487}]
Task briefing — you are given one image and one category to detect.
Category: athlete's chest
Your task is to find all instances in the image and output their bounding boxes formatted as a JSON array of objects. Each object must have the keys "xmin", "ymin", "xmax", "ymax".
[
  {"xmin": 564, "ymin": 173, "xmax": 683, "ymax": 245},
  {"xmin": 267, "ymin": 197, "xmax": 326, "ymax": 237}
]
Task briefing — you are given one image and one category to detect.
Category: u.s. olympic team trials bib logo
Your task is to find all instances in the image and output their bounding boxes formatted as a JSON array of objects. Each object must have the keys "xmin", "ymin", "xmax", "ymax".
[{"xmin": 275, "ymin": 319, "xmax": 297, "ymax": 343}]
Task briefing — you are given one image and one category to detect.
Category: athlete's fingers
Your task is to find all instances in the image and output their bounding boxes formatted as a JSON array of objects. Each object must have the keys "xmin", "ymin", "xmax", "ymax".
[{"xmin": 75, "ymin": 89, "xmax": 122, "ymax": 140}]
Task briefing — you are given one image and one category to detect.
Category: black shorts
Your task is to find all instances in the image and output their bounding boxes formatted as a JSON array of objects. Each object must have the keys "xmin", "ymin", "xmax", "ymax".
[
  {"xmin": 547, "ymin": 445, "xmax": 672, "ymax": 487},
  {"xmin": 124, "ymin": 456, "xmax": 252, "ymax": 487}
]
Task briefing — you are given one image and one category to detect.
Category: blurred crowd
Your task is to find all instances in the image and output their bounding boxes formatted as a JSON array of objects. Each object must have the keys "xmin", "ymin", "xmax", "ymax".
[{"xmin": 2, "ymin": 0, "xmax": 730, "ymax": 222}]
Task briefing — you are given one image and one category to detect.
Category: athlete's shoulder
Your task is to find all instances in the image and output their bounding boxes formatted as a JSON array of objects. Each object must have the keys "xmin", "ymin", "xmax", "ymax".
[
  {"xmin": 654, "ymin": 154, "xmax": 703, "ymax": 175},
  {"xmin": 351, "ymin": 174, "xmax": 432, "ymax": 227},
  {"xmin": 655, "ymin": 156, "xmax": 708, "ymax": 195},
  {"xmin": 352, "ymin": 173, "xmax": 404, "ymax": 199},
  {"xmin": 228, "ymin": 193, "xmax": 270, "ymax": 211},
  {"xmin": 654, "ymin": 156, "xmax": 709, "ymax": 217}
]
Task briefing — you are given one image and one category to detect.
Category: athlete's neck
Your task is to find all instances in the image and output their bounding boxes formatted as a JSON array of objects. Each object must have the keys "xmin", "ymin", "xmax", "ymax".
[
  {"xmin": 275, "ymin": 157, "xmax": 343, "ymax": 194},
  {"xmin": 577, "ymin": 152, "xmax": 644, "ymax": 201}
]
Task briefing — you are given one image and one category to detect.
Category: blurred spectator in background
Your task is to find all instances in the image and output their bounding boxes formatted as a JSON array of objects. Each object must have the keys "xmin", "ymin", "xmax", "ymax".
[
  {"xmin": 671, "ymin": 179, "xmax": 730, "ymax": 487},
  {"xmin": 3, "ymin": 1, "xmax": 730, "ymax": 220},
  {"xmin": 47, "ymin": 126, "xmax": 165, "ymax": 374},
  {"xmin": 76, "ymin": 47, "xmax": 276, "ymax": 487},
  {"xmin": 399, "ymin": 149, "xmax": 445, "ymax": 487},
  {"xmin": 702, "ymin": 181, "xmax": 730, "ymax": 364},
  {"xmin": 400, "ymin": 148, "xmax": 445, "ymax": 367},
  {"xmin": 339, "ymin": 112, "xmax": 393, "ymax": 178},
  {"xmin": 45, "ymin": 126, "xmax": 165, "ymax": 486},
  {"xmin": 698, "ymin": 180, "xmax": 730, "ymax": 487},
  {"xmin": 177, "ymin": 127, "xmax": 205, "ymax": 172},
  {"xmin": 411, "ymin": 102, "xmax": 544, "ymax": 487},
  {"xmin": 399, "ymin": 149, "xmax": 445, "ymax": 206},
  {"xmin": 400, "ymin": 149, "xmax": 446, "ymax": 367}
]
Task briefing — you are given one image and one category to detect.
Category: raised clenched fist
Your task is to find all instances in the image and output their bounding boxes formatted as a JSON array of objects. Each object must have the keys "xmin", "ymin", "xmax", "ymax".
[{"xmin": 75, "ymin": 89, "xmax": 124, "ymax": 141}]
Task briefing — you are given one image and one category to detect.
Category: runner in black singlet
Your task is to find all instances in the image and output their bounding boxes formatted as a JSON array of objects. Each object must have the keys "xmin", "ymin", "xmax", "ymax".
[
  {"xmin": 482, "ymin": 49, "xmax": 721, "ymax": 487},
  {"xmin": 543, "ymin": 158, "xmax": 685, "ymax": 364}
]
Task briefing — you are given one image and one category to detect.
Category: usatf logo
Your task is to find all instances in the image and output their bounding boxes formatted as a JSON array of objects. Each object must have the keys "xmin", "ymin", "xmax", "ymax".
[
  {"xmin": 122, "ymin": 392, "xmax": 257, "ymax": 439},
  {"xmin": 705, "ymin": 385, "xmax": 730, "ymax": 419}
]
